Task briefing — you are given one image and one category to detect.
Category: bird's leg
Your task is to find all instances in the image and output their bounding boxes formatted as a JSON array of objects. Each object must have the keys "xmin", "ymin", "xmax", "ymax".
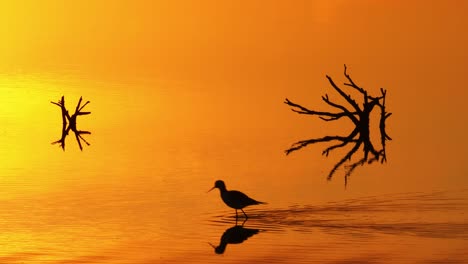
[
  {"xmin": 241, "ymin": 209, "xmax": 248, "ymax": 219},
  {"xmin": 241, "ymin": 217, "xmax": 247, "ymax": 226},
  {"xmin": 235, "ymin": 209, "xmax": 238, "ymax": 219}
]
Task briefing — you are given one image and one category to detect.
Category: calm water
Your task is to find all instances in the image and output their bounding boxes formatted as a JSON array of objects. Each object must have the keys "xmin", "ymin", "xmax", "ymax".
[{"xmin": 0, "ymin": 72, "xmax": 467, "ymax": 264}]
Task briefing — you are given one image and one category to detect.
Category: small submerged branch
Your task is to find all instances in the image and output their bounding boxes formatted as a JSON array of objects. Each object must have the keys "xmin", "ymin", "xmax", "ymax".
[
  {"xmin": 344, "ymin": 156, "xmax": 367, "ymax": 187},
  {"xmin": 285, "ymin": 65, "xmax": 392, "ymax": 185},
  {"xmin": 327, "ymin": 140, "xmax": 363, "ymax": 182},
  {"xmin": 322, "ymin": 127, "xmax": 360, "ymax": 157},
  {"xmin": 75, "ymin": 130, "xmax": 91, "ymax": 150},
  {"xmin": 285, "ymin": 135, "xmax": 353, "ymax": 155},
  {"xmin": 51, "ymin": 96, "xmax": 92, "ymax": 151}
]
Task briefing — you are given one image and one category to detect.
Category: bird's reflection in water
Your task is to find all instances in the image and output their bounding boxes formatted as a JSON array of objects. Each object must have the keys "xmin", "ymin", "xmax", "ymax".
[{"xmin": 209, "ymin": 218, "xmax": 260, "ymax": 254}]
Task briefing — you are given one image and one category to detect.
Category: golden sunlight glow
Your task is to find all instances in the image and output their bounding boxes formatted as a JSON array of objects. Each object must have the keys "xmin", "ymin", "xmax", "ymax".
[{"xmin": 0, "ymin": 1, "xmax": 467, "ymax": 263}]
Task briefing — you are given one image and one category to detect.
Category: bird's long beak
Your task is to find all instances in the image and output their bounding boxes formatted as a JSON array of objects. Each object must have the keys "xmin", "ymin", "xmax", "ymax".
[
  {"xmin": 207, "ymin": 186, "xmax": 215, "ymax": 193},
  {"xmin": 207, "ymin": 242, "xmax": 216, "ymax": 249}
]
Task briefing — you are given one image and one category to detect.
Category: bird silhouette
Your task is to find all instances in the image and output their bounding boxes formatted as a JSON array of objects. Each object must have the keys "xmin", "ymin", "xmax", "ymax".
[
  {"xmin": 208, "ymin": 180, "xmax": 266, "ymax": 218},
  {"xmin": 209, "ymin": 222, "xmax": 260, "ymax": 254}
]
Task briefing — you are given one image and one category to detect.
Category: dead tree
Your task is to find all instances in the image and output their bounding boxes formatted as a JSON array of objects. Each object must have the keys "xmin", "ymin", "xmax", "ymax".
[
  {"xmin": 285, "ymin": 65, "xmax": 391, "ymax": 186},
  {"xmin": 51, "ymin": 96, "xmax": 91, "ymax": 151}
]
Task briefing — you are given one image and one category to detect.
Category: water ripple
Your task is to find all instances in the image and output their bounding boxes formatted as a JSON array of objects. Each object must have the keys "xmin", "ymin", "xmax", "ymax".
[{"xmin": 207, "ymin": 189, "xmax": 468, "ymax": 240}]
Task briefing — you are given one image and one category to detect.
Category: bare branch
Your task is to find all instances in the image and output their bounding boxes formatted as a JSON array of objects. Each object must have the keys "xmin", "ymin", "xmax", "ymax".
[
  {"xmin": 285, "ymin": 135, "xmax": 352, "ymax": 155},
  {"xmin": 75, "ymin": 131, "xmax": 91, "ymax": 151},
  {"xmin": 51, "ymin": 96, "xmax": 92, "ymax": 151},
  {"xmin": 75, "ymin": 96, "xmax": 83, "ymax": 114},
  {"xmin": 319, "ymin": 115, "xmax": 348, "ymax": 121},
  {"xmin": 326, "ymin": 75, "xmax": 361, "ymax": 113},
  {"xmin": 322, "ymin": 140, "xmax": 354, "ymax": 157},
  {"xmin": 285, "ymin": 98, "xmax": 351, "ymax": 119},
  {"xmin": 321, "ymin": 94, "xmax": 359, "ymax": 124},
  {"xmin": 321, "ymin": 94, "xmax": 350, "ymax": 113},
  {"xmin": 343, "ymin": 64, "xmax": 366, "ymax": 95},
  {"xmin": 78, "ymin": 100, "xmax": 90, "ymax": 112},
  {"xmin": 285, "ymin": 65, "xmax": 391, "ymax": 185},
  {"xmin": 322, "ymin": 127, "xmax": 360, "ymax": 156}
]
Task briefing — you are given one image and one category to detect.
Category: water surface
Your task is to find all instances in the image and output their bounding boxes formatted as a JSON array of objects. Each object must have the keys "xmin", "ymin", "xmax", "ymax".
[
  {"xmin": 1, "ymin": 1, "xmax": 468, "ymax": 263},
  {"xmin": 0, "ymin": 72, "xmax": 467, "ymax": 263}
]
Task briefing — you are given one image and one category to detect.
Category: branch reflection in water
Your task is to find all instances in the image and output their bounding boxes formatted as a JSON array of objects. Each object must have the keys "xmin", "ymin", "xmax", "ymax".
[
  {"xmin": 51, "ymin": 96, "xmax": 91, "ymax": 151},
  {"xmin": 285, "ymin": 65, "xmax": 392, "ymax": 185}
]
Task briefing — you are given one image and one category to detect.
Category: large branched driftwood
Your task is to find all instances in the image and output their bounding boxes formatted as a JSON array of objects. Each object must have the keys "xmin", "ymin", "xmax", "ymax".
[
  {"xmin": 285, "ymin": 65, "xmax": 391, "ymax": 186},
  {"xmin": 51, "ymin": 96, "xmax": 91, "ymax": 151}
]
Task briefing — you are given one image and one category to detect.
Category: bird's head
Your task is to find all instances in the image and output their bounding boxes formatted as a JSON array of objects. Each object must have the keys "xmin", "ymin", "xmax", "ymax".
[
  {"xmin": 208, "ymin": 242, "xmax": 225, "ymax": 254},
  {"xmin": 208, "ymin": 180, "xmax": 226, "ymax": 192}
]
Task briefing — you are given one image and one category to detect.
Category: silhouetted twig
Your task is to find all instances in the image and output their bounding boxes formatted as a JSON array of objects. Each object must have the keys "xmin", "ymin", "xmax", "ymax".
[{"xmin": 51, "ymin": 96, "xmax": 91, "ymax": 151}]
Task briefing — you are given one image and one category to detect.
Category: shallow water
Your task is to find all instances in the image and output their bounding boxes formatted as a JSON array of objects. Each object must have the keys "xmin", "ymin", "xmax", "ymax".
[
  {"xmin": 0, "ymin": 71, "xmax": 467, "ymax": 263},
  {"xmin": 0, "ymin": 186, "xmax": 467, "ymax": 263},
  {"xmin": 2, "ymin": 1, "xmax": 468, "ymax": 262}
]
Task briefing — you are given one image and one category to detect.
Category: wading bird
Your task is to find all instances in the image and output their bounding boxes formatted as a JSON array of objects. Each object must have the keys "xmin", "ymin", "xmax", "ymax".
[{"xmin": 208, "ymin": 180, "xmax": 265, "ymax": 218}]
